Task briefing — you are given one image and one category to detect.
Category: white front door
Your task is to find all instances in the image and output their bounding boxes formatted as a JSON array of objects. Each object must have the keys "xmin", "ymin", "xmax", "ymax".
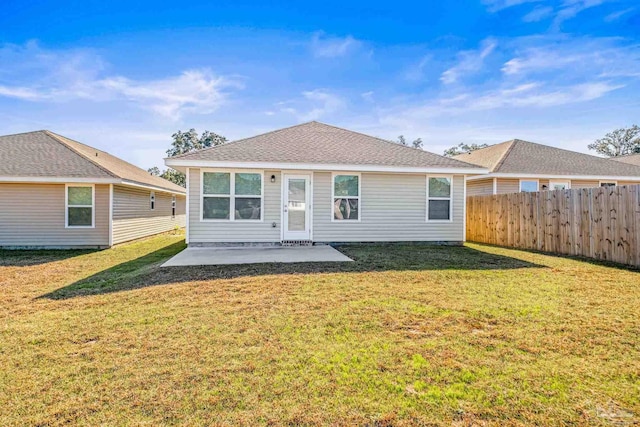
[{"xmin": 283, "ymin": 175, "xmax": 311, "ymax": 240}]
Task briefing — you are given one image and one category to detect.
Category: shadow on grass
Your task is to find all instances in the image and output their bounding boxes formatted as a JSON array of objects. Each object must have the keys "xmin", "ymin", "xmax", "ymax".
[
  {"xmin": 41, "ymin": 241, "xmax": 544, "ymax": 300},
  {"xmin": 0, "ymin": 249, "xmax": 98, "ymax": 267},
  {"xmin": 469, "ymin": 242, "xmax": 640, "ymax": 273}
]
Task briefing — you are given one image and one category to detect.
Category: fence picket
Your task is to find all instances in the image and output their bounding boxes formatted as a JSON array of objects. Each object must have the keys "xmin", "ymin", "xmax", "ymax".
[{"xmin": 466, "ymin": 185, "xmax": 640, "ymax": 268}]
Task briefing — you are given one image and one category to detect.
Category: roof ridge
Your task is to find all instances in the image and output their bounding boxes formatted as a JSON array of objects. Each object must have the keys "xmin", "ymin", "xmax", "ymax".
[
  {"xmin": 492, "ymin": 139, "xmax": 518, "ymax": 172},
  {"xmin": 44, "ymin": 131, "xmax": 120, "ymax": 179},
  {"xmin": 168, "ymin": 121, "xmax": 318, "ymax": 160}
]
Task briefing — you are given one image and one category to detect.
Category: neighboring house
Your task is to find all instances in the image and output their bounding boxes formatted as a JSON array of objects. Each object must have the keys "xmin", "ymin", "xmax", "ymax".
[
  {"xmin": 453, "ymin": 139, "xmax": 640, "ymax": 196},
  {"xmin": 164, "ymin": 121, "xmax": 487, "ymax": 246},
  {"xmin": 611, "ymin": 153, "xmax": 640, "ymax": 167},
  {"xmin": 0, "ymin": 131, "xmax": 186, "ymax": 249}
]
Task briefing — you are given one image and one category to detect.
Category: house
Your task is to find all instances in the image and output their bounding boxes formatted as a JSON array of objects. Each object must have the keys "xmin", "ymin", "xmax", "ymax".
[
  {"xmin": 453, "ymin": 139, "xmax": 640, "ymax": 196},
  {"xmin": 164, "ymin": 121, "xmax": 487, "ymax": 246},
  {"xmin": 0, "ymin": 130, "xmax": 186, "ymax": 249},
  {"xmin": 611, "ymin": 153, "xmax": 640, "ymax": 167}
]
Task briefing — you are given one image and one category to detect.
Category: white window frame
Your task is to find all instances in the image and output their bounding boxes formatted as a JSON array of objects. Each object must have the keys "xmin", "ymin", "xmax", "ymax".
[
  {"xmin": 65, "ymin": 183, "xmax": 95, "ymax": 229},
  {"xmin": 426, "ymin": 175, "xmax": 453, "ymax": 223},
  {"xmin": 171, "ymin": 195, "xmax": 176, "ymax": 218},
  {"xmin": 200, "ymin": 169, "xmax": 264, "ymax": 222},
  {"xmin": 519, "ymin": 179, "xmax": 539, "ymax": 192},
  {"xmin": 599, "ymin": 180, "xmax": 617, "ymax": 187},
  {"xmin": 549, "ymin": 180, "xmax": 571, "ymax": 190},
  {"xmin": 150, "ymin": 191, "xmax": 155, "ymax": 210},
  {"xmin": 331, "ymin": 172, "xmax": 361, "ymax": 222}
]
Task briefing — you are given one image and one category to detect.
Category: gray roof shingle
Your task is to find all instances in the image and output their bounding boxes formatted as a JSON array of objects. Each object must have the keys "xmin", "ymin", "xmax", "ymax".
[
  {"xmin": 0, "ymin": 130, "xmax": 185, "ymax": 193},
  {"xmin": 453, "ymin": 139, "xmax": 640, "ymax": 177},
  {"xmin": 168, "ymin": 121, "xmax": 483, "ymax": 170},
  {"xmin": 611, "ymin": 153, "xmax": 640, "ymax": 167}
]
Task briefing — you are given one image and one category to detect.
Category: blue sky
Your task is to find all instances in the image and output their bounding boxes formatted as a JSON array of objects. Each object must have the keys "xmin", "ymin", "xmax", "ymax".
[{"xmin": 1, "ymin": 0, "xmax": 639, "ymax": 169}]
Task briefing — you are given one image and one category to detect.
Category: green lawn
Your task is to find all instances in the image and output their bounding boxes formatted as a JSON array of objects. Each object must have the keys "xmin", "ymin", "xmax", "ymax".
[{"xmin": 1, "ymin": 231, "xmax": 638, "ymax": 426}]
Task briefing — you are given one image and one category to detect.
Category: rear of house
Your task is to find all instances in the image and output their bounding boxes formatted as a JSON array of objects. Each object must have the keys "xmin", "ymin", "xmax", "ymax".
[
  {"xmin": 454, "ymin": 139, "xmax": 640, "ymax": 196},
  {"xmin": 0, "ymin": 131, "xmax": 186, "ymax": 249},
  {"xmin": 165, "ymin": 122, "xmax": 487, "ymax": 246}
]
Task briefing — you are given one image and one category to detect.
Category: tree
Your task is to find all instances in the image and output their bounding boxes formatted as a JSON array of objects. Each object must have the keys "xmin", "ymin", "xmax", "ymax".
[
  {"xmin": 443, "ymin": 142, "xmax": 489, "ymax": 157},
  {"xmin": 397, "ymin": 135, "xmax": 424, "ymax": 149},
  {"xmin": 587, "ymin": 125, "xmax": 640, "ymax": 157},
  {"xmin": 165, "ymin": 129, "xmax": 227, "ymax": 157},
  {"xmin": 149, "ymin": 129, "xmax": 228, "ymax": 187}
]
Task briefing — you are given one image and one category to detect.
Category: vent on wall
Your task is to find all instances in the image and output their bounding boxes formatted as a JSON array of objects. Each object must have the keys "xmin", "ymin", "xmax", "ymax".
[{"xmin": 281, "ymin": 240, "xmax": 313, "ymax": 247}]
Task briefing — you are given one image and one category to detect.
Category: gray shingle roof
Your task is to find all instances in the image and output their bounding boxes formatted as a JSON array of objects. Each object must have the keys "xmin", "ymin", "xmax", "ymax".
[
  {"xmin": 611, "ymin": 153, "xmax": 640, "ymax": 167},
  {"xmin": 0, "ymin": 130, "xmax": 185, "ymax": 193},
  {"xmin": 168, "ymin": 121, "xmax": 483, "ymax": 170},
  {"xmin": 453, "ymin": 139, "xmax": 640, "ymax": 177}
]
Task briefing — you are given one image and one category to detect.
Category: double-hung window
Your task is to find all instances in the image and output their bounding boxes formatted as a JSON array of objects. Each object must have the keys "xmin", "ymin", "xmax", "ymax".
[
  {"xmin": 427, "ymin": 176, "xmax": 452, "ymax": 221},
  {"xmin": 66, "ymin": 185, "xmax": 94, "ymax": 228},
  {"xmin": 171, "ymin": 195, "xmax": 176, "ymax": 217},
  {"xmin": 150, "ymin": 191, "xmax": 155, "ymax": 210},
  {"xmin": 333, "ymin": 174, "xmax": 360, "ymax": 221},
  {"xmin": 202, "ymin": 171, "xmax": 262, "ymax": 221}
]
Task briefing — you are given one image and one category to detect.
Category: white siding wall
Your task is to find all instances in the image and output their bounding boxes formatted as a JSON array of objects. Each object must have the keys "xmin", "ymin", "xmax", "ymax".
[
  {"xmin": 312, "ymin": 172, "xmax": 465, "ymax": 242},
  {"xmin": 187, "ymin": 169, "xmax": 465, "ymax": 244},
  {"xmin": 112, "ymin": 185, "xmax": 186, "ymax": 245},
  {"xmin": 188, "ymin": 168, "xmax": 281, "ymax": 243},
  {"xmin": 0, "ymin": 183, "xmax": 110, "ymax": 248}
]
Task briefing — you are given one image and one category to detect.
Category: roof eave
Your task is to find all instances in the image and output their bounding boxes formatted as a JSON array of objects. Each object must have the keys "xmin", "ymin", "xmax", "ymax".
[
  {"xmin": 0, "ymin": 176, "xmax": 121, "ymax": 184},
  {"xmin": 466, "ymin": 172, "xmax": 640, "ymax": 181},
  {"xmin": 164, "ymin": 159, "xmax": 488, "ymax": 175}
]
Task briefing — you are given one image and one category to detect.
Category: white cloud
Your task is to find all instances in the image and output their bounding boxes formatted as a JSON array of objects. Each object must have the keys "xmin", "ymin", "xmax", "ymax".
[
  {"xmin": 280, "ymin": 89, "xmax": 345, "ymax": 121},
  {"xmin": 501, "ymin": 37, "xmax": 640, "ymax": 78},
  {"xmin": 310, "ymin": 32, "xmax": 361, "ymax": 58},
  {"xmin": 0, "ymin": 42, "xmax": 241, "ymax": 120},
  {"xmin": 440, "ymin": 38, "xmax": 497, "ymax": 84},
  {"xmin": 361, "ymin": 91, "xmax": 374, "ymax": 102},
  {"xmin": 604, "ymin": 7, "xmax": 634, "ymax": 22},
  {"xmin": 482, "ymin": 0, "xmax": 540, "ymax": 12},
  {"xmin": 551, "ymin": 0, "xmax": 607, "ymax": 29},
  {"xmin": 522, "ymin": 6, "xmax": 554, "ymax": 21}
]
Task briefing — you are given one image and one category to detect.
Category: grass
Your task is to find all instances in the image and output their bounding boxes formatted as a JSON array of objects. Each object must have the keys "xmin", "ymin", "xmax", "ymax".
[{"xmin": 1, "ymin": 231, "xmax": 638, "ymax": 426}]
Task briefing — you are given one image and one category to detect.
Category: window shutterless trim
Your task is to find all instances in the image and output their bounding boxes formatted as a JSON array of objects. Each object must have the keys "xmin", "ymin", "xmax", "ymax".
[
  {"xmin": 331, "ymin": 172, "xmax": 361, "ymax": 222},
  {"xmin": 200, "ymin": 169, "xmax": 264, "ymax": 222},
  {"xmin": 426, "ymin": 175, "xmax": 453, "ymax": 223},
  {"xmin": 65, "ymin": 183, "xmax": 95, "ymax": 229},
  {"xmin": 599, "ymin": 180, "xmax": 618, "ymax": 187}
]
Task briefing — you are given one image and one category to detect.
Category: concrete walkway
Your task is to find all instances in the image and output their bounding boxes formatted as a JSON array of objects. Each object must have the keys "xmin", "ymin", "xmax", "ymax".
[{"xmin": 161, "ymin": 245, "xmax": 353, "ymax": 267}]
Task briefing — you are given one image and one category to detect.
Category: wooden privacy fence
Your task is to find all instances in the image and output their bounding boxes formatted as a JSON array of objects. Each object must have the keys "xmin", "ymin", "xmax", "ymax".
[{"xmin": 466, "ymin": 185, "xmax": 640, "ymax": 267}]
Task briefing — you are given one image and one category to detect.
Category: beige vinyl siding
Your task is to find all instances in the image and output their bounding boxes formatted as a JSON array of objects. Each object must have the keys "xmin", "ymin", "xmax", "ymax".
[
  {"xmin": 570, "ymin": 179, "xmax": 599, "ymax": 189},
  {"xmin": 188, "ymin": 168, "xmax": 281, "ymax": 243},
  {"xmin": 616, "ymin": 180, "xmax": 640, "ymax": 187},
  {"xmin": 496, "ymin": 178, "xmax": 520, "ymax": 194},
  {"xmin": 467, "ymin": 178, "xmax": 494, "ymax": 196},
  {"xmin": 539, "ymin": 179, "xmax": 549, "ymax": 190},
  {"xmin": 0, "ymin": 183, "xmax": 109, "ymax": 248},
  {"xmin": 312, "ymin": 172, "xmax": 464, "ymax": 242},
  {"xmin": 112, "ymin": 185, "xmax": 186, "ymax": 245}
]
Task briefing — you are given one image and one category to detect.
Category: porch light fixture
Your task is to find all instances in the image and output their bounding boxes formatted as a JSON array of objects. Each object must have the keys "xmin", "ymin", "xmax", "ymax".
[{"xmin": 271, "ymin": 174, "xmax": 276, "ymax": 183}]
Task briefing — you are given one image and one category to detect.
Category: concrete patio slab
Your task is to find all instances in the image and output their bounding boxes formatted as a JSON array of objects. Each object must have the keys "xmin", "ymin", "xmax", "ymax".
[{"xmin": 161, "ymin": 245, "xmax": 353, "ymax": 267}]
